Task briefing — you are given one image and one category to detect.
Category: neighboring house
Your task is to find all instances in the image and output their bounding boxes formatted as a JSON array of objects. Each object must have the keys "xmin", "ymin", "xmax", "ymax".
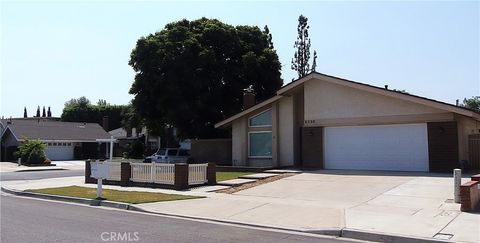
[
  {"xmin": 108, "ymin": 127, "xmax": 190, "ymax": 157},
  {"xmin": 215, "ymin": 72, "xmax": 480, "ymax": 172},
  {"xmin": 0, "ymin": 118, "xmax": 112, "ymax": 161},
  {"xmin": 109, "ymin": 127, "xmax": 159, "ymax": 156}
]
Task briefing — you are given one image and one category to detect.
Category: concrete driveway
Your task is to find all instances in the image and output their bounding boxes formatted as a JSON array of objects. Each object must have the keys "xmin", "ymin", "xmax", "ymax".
[{"xmin": 139, "ymin": 170, "xmax": 479, "ymax": 242}]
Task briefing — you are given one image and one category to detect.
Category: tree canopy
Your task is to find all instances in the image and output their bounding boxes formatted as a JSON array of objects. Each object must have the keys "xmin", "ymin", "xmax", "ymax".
[
  {"xmin": 129, "ymin": 18, "xmax": 283, "ymax": 139},
  {"xmin": 61, "ymin": 96, "xmax": 129, "ymax": 131},
  {"xmin": 462, "ymin": 96, "xmax": 480, "ymax": 111}
]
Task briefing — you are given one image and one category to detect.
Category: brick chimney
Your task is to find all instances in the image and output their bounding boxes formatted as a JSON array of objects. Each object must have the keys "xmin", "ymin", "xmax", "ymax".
[
  {"xmin": 102, "ymin": 116, "xmax": 109, "ymax": 131},
  {"xmin": 243, "ymin": 85, "xmax": 256, "ymax": 110}
]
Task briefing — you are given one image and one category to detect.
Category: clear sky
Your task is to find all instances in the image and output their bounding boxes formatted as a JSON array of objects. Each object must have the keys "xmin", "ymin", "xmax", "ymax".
[{"xmin": 1, "ymin": 0, "xmax": 479, "ymax": 118}]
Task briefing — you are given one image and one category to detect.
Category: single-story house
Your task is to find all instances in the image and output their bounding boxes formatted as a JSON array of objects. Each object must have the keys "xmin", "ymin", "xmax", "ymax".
[
  {"xmin": 109, "ymin": 127, "xmax": 160, "ymax": 156},
  {"xmin": 0, "ymin": 118, "xmax": 112, "ymax": 161},
  {"xmin": 215, "ymin": 72, "xmax": 480, "ymax": 172}
]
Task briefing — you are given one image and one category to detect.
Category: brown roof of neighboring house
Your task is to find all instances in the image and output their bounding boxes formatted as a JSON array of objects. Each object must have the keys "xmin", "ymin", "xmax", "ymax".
[
  {"xmin": 215, "ymin": 72, "xmax": 480, "ymax": 128},
  {"xmin": 0, "ymin": 119, "xmax": 111, "ymax": 142}
]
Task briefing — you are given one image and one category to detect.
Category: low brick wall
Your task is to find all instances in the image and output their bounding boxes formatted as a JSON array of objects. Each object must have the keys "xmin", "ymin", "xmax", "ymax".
[
  {"xmin": 85, "ymin": 161, "xmax": 216, "ymax": 190},
  {"xmin": 460, "ymin": 178, "xmax": 480, "ymax": 212}
]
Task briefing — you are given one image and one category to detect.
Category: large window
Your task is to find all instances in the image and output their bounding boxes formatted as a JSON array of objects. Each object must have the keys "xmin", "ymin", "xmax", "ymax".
[
  {"xmin": 249, "ymin": 132, "xmax": 272, "ymax": 158},
  {"xmin": 249, "ymin": 109, "xmax": 272, "ymax": 127}
]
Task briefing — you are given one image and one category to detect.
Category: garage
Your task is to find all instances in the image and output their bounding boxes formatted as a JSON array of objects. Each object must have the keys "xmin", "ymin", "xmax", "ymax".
[
  {"xmin": 45, "ymin": 142, "xmax": 75, "ymax": 161},
  {"xmin": 324, "ymin": 123, "xmax": 429, "ymax": 172}
]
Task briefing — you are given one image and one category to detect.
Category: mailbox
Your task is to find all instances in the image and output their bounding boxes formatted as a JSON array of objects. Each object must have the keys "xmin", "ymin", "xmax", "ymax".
[{"xmin": 91, "ymin": 162, "xmax": 109, "ymax": 179}]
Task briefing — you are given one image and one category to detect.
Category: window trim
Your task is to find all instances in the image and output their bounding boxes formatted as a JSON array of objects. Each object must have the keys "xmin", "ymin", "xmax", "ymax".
[
  {"xmin": 248, "ymin": 109, "xmax": 272, "ymax": 128},
  {"xmin": 248, "ymin": 131, "xmax": 273, "ymax": 159}
]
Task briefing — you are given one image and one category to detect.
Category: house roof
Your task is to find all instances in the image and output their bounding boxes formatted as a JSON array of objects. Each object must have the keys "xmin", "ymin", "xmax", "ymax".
[
  {"xmin": 109, "ymin": 127, "xmax": 147, "ymax": 139},
  {"xmin": 215, "ymin": 72, "xmax": 480, "ymax": 128},
  {"xmin": 0, "ymin": 119, "xmax": 111, "ymax": 142}
]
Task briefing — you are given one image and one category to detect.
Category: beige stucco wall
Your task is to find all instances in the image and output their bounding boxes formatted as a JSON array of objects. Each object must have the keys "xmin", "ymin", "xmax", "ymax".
[
  {"xmin": 278, "ymin": 96, "xmax": 295, "ymax": 166},
  {"xmin": 304, "ymin": 79, "xmax": 448, "ymax": 124},
  {"xmin": 456, "ymin": 114, "xmax": 480, "ymax": 161},
  {"xmin": 231, "ymin": 117, "xmax": 247, "ymax": 166}
]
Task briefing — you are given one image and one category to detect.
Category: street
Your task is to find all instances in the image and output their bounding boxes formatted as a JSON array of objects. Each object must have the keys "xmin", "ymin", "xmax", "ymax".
[{"xmin": 0, "ymin": 195, "xmax": 358, "ymax": 243}]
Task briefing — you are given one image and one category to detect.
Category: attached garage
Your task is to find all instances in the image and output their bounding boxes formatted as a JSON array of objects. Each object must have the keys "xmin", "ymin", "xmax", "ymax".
[
  {"xmin": 324, "ymin": 124, "xmax": 429, "ymax": 172},
  {"xmin": 45, "ymin": 142, "xmax": 75, "ymax": 161}
]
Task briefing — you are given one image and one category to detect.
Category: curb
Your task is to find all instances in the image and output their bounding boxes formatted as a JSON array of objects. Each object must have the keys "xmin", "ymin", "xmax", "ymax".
[
  {"xmin": 15, "ymin": 167, "xmax": 66, "ymax": 172},
  {"xmin": 1, "ymin": 186, "xmax": 452, "ymax": 243},
  {"xmin": 340, "ymin": 229, "xmax": 452, "ymax": 243}
]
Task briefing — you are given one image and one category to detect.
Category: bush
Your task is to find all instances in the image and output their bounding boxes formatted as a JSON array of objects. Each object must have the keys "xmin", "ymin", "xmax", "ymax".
[
  {"xmin": 15, "ymin": 138, "xmax": 48, "ymax": 164},
  {"xmin": 123, "ymin": 140, "xmax": 144, "ymax": 159}
]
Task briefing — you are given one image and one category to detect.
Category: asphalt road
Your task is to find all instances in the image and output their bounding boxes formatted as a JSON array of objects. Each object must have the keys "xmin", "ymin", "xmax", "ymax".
[
  {"xmin": 0, "ymin": 169, "xmax": 84, "ymax": 181},
  {"xmin": 0, "ymin": 195, "xmax": 357, "ymax": 243}
]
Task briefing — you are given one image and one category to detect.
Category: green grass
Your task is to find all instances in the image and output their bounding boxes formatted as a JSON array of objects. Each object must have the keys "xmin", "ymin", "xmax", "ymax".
[
  {"xmin": 216, "ymin": 172, "xmax": 253, "ymax": 182},
  {"xmin": 27, "ymin": 186, "xmax": 202, "ymax": 204}
]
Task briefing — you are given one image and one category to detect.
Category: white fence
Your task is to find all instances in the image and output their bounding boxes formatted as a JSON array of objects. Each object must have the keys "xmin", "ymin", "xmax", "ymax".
[
  {"xmin": 94, "ymin": 162, "xmax": 209, "ymax": 186},
  {"xmin": 188, "ymin": 164, "xmax": 208, "ymax": 185},
  {"xmin": 130, "ymin": 163, "xmax": 175, "ymax": 185},
  {"xmin": 105, "ymin": 162, "xmax": 121, "ymax": 181}
]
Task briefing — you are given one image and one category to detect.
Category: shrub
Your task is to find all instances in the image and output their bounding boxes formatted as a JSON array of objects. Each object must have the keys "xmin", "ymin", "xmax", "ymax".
[
  {"xmin": 15, "ymin": 138, "xmax": 48, "ymax": 164},
  {"xmin": 124, "ymin": 140, "xmax": 144, "ymax": 159}
]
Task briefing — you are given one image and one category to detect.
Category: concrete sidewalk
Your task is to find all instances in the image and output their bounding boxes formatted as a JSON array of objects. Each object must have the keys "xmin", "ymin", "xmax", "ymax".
[
  {"xmin": 2, "ymin": 171, "xmax": 479, "ymax": 243},
  {"xmin": 0, "ymin": 161, "xmax": 85, "ymax": 172}
]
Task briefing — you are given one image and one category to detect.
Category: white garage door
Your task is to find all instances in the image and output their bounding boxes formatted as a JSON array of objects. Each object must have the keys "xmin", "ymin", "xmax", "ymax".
[
  {"xmin": 324, "ymin": 124, "xmax": 429, "ymax": 172},
  {"xmin": 45, "ymin": 142, "xmax": 74, "ymax": 161}
]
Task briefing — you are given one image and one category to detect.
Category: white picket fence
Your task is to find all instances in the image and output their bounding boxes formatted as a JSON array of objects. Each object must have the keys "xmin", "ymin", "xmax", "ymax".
[
  {"xmin": 95, "ymin": 162, "xmax": 209, "ymax": 186},
  {"xmin": 105, "ymin": 162, "xmax": 121, "ymax": 181},
  {"xmin": 130, "ymin": 163, "xmax": 175, "ymax": 185},
  {"xmin": 188, "ymin": 164, "xmax": 208, "ymax": 185}
]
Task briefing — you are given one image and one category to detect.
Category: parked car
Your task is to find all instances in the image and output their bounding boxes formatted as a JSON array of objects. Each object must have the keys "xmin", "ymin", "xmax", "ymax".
[{"xmin": 144, "ymin": 148, "xmax": 191, "ymax": 163}]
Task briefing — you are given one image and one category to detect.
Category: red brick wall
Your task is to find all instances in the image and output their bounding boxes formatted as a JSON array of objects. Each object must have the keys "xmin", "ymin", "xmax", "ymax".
[{"xmin": 460, "ymin": 180, "xmax": 480, "ymax": 212}]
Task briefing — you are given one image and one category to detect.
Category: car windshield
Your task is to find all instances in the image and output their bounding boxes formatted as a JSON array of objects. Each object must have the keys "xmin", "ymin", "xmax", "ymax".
[
  {"xmin": 155, "ymin": 149, "xmax": 166, "ymax": 156},
  {"xmin": 167, "ymin": 149, "xmax": 178, "ymax": 156}
]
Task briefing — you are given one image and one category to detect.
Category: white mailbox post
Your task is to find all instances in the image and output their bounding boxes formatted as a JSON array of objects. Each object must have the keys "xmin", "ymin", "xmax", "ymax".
[{"xmin": 91, "ymin": 161, "xmax": 109, "ymax": 199}]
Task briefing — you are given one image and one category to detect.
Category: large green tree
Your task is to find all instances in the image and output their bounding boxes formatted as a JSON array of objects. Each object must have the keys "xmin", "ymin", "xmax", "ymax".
[
  {"xmin": 129, "ymin": 18, "xmax": 283, "ymax": 139},
  {"xmin": 291, "ymin": 15, "xmax": 317, "ymax": 78},
  {"xmin": 61, "ymin": 96, "xmax": 129, "ymax": 130},
  {"xmin": 462, "ymin": 96, "xmax": 480, "ymax": 111}
]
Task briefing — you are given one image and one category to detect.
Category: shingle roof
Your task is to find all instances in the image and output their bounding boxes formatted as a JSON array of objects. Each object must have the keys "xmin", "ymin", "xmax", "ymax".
[{"xmin": 0, "ymin": 119, "xmax": 111, "ymax": 142}]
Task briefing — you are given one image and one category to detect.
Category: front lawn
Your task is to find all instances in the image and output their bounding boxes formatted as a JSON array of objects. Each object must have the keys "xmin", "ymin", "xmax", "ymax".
[
  {"xmin": 216, "ymin": 172, "xmax": 253, "ymax": 182},
  {"xmin": 27, "ymin": 186, "xmax": 202, "ymax": 204}
]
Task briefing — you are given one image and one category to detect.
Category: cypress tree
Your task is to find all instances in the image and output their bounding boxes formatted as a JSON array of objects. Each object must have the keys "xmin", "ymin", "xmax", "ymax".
[{"xmin": 291, "ymin": 15, "xmax": 317, "ymax": 78}]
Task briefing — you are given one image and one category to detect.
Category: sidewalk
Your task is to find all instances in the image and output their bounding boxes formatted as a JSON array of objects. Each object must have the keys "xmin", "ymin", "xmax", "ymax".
[
  {"xmin": 0, "ymin": 161, "xmax": 85, "ymax": 172},
  {"xmin": 2, "ymin": 172, "xmax": 479, "ymax": 243}
]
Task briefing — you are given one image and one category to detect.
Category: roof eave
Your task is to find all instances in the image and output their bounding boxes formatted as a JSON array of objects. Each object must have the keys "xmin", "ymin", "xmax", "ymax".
[{"xmin": 215, "ymin": 96, "xmax": 283, "ymax": 128}]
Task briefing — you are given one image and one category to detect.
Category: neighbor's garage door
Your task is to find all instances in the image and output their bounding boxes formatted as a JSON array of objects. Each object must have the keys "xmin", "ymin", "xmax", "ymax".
[
  {"xmin": 45, "ymin": 142, "xmax": 74, "ymax": 161},
  {"xmin": 324, "ymin": 124, "xmax": 429, "ymax": 172}
]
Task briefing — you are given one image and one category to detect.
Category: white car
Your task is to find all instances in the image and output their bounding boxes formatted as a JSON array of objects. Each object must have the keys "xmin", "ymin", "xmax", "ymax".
[{"xmin": 145, "ymin": 148, "xmax": 191, "ymax": 163}]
